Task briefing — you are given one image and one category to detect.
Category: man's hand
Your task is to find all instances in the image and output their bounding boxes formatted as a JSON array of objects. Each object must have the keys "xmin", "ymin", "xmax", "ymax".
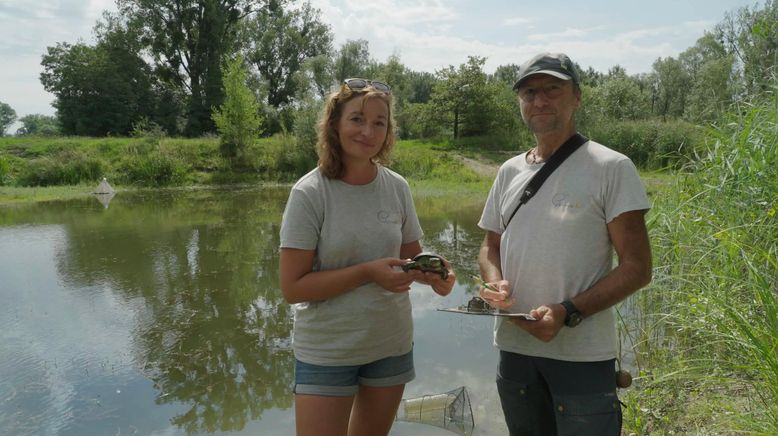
[
  {"xmin": 512, "ymin": 303, "xmax": 566, "ymax": 342},
  {"xmin": 478, "ymin": 279, "xmax": 514, "ymax": 310}
]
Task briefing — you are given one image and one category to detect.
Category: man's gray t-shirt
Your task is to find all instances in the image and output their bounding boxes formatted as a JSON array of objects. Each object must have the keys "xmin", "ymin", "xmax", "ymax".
[
  {"xmin": 478, "ymin": 140, "xmax": 649, "ymax": 362},
  {"xmin": 280, "ymin": 166, "xmax": 423, "ymax": 366}
]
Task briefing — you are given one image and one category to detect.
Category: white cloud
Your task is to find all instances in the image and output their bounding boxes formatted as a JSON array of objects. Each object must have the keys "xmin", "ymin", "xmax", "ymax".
[
  {"xmin": 526, "ymin": 27, "xmax": 593, "ymax": 42},
  {"xmin": 308, "ymin": 1, "xmax": 719, "ymax": 78},
  {"xmin": 0, "ymin": 0, "xmax": 116, "ymax": 117},
  {"xmin": 502, "ymin": 16, "xmax": 532, "ymax": 26},
  {"xmin": 1, "ymin": 56, "xmax": 55, "ymax": 118}
]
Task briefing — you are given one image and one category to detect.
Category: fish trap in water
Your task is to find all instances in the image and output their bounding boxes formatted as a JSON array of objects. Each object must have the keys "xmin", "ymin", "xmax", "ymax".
[{"xmin": 395, "ymin": 386, "xmax": 474, "ymax": 435}]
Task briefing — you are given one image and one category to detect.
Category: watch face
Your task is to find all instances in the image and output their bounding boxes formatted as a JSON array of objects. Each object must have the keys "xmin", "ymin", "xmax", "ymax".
[{"xmin": 566, "ymin": 312, "xmax": 583, "ymax": 327}]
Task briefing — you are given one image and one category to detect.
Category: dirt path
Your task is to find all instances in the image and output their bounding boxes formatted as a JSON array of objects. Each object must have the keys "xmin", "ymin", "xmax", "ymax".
[{"xmin": 456, "ymin": 155, "xmax": 499, "ymax": 177}]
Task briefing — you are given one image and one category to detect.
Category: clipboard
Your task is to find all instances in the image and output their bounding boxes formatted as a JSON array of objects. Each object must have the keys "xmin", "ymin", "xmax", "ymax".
[{"xmin": 437, "ymin": 307, "xmax": 536, "ymax": 320}]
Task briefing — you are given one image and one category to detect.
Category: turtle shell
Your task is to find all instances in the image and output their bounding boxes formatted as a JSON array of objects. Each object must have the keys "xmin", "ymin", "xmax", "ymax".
[
  {"xmin": 402, "ymin": 252, "xmax": 449, "ymax": 279},
  {"xmin": 466, "ymin": 296, "xmax": 491, "ymax": 312}
]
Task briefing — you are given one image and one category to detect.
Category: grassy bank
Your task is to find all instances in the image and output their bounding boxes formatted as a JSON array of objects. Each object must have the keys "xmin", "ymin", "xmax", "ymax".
[
  {"xmin": 0, "ymin": 135, "xmax": 492, "ymax": 203},
  {"xmin": 0, "ymin": 184, "xmax": 99, "ymax": 204},
  {"xmin": 0, "ymin": 134, "xmax": 673, "ymax": 204}
]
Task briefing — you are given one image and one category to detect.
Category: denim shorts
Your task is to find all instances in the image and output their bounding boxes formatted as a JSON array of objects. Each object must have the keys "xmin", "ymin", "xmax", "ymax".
[{"xmin": 294, "ymin": 349, "xmax": 415, "ymax": 397}]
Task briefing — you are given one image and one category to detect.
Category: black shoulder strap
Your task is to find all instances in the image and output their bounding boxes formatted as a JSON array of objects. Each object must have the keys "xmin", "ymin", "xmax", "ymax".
[{"xmin": 503, "ymin": 133, "xmax": 588, "ymax": 229}]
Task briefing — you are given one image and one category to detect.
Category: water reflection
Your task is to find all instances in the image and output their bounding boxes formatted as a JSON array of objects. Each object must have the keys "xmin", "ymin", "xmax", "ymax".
[
  {"xmin": 63, "ymin": 189, "xmax": 295, "ymax": 434},
  {"xmin": 0, "ymin": 187, "xmax": 491, "ymax": 435}
]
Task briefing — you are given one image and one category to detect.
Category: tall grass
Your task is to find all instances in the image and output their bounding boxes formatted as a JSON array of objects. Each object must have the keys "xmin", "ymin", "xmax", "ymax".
[{"xmin": 622, "ymin": 91, "xmax": 777, "ymax": 434}]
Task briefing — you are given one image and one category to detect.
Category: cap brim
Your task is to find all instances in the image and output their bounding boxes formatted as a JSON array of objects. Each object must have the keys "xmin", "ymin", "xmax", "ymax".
[
  {"xmin": 531, "ymin": 70, "xmax": 572, "ymax": 81},
  {"xmin": 514, "ymin": 70, "xmax": 573, "ymax": 90}
]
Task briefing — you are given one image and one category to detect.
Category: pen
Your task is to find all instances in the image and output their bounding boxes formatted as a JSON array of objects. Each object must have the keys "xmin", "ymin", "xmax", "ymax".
[{"xmin": 471, "ymin": 274, "xmax": 499, "ymax": 292}]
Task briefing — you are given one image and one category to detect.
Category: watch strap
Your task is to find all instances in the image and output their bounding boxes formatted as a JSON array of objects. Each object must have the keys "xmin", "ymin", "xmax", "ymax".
[{"xmin": 560, "ymin": 300, "xmax": 581, "ymax": 326}]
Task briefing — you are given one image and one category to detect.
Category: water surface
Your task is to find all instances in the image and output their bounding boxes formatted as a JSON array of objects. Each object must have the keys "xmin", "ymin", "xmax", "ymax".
[{"xmin": 1, "ymin": 187, "xmax": 511, "ymax": 435}]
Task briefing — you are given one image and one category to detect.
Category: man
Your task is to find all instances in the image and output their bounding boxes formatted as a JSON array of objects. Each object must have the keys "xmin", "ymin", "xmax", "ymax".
[{"xmin": 477, "ymin": 52, "xmax": 652, "ymax": 435}]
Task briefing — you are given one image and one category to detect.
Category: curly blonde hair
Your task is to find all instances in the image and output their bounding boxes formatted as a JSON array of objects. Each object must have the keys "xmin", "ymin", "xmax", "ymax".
[{"xmin": 317, "ymin": 85, "xmax": 396, "ymax": 179}]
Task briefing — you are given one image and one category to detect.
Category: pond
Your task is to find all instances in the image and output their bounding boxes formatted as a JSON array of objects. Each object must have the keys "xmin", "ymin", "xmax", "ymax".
[{"xmin": 0, "ymin": 186, "xmax": 517, "ymax": 435}]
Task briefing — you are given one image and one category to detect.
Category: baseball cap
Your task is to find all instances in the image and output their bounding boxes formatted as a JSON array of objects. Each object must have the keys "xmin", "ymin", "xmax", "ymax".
[{"xmin": 513, "ymin": 53, "xmax": 580, "ymax": 91}]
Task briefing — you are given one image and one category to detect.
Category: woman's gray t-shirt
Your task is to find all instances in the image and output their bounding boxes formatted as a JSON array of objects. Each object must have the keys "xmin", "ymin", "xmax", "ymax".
[{"xmin": 280, "ymin": 166, "xmax": 423, "ymax": 366}]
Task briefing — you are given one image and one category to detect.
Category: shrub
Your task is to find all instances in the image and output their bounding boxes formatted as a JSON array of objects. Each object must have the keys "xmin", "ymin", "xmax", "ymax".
[
  {"xmin": 243, "ymin": 133, "xmax": 316, "ymax": 181},
  {"xmin": 131, "ymin": 117, "xmax": 167, "ymax": 141},
  {"xmin": 17, "ymin": 150, "xmax": 104, "ymax": 186},
  {"xmin": 120, "ymin": 152, "xmax": 186, "ymax": 186},
  {"xmin": 0, "ymin": 155, "xmax": 10, "ymax": 185},
  {"xmin": 292, "ymin": 99, "xmax": 322, "ymax": 153},
  {"xmin": 584, "ymin": 119, "xmax": 705, "ymax": 169}
]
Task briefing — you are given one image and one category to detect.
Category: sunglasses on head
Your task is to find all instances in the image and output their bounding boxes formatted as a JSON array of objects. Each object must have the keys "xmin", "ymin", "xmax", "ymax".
[{"xmin": 343, "ymin": 78, "xmax": 391, "ymax": 94}]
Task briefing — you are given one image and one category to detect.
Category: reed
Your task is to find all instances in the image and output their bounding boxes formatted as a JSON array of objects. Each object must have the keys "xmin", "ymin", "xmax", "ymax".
[{"xmin": 622, "ymin": 90, "xmax": 777, "ymax": 434}]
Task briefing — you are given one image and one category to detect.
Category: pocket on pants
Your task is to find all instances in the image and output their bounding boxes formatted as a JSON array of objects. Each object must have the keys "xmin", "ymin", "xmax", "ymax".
[
  {"xmin": 553, "ymin": 392, "xmax": 621, "ymax": 436},
  {"xmin": 496, "ymin": 373, "xmax": 536, "ymax": 434}
]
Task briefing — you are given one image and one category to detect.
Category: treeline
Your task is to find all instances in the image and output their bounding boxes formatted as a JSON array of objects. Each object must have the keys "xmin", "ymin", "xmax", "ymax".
[{"xmin": 1, "ymin": 0, "xmax": 777, "ymax": 163}]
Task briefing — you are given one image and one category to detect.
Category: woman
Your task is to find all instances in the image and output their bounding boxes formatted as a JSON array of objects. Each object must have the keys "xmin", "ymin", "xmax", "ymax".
[{"xmin": 279, "ymin": 78, "xmax": 455, "ymax": 436}]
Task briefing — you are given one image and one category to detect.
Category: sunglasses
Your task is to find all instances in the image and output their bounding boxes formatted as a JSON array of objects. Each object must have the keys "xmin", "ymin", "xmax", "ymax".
[
  {"xmin": 517, "ymin": 82, "xmax": 566, "ymax": 102},
  {"xmin": 343, "ymin": 78, "xmax": 391, "ymax": 94}
]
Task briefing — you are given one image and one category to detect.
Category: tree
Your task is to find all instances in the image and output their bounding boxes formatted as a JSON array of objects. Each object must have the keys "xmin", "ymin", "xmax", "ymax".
[
  {"xmin": 296, "ymin": 54, "xmax": 333, "ymax": 99},
  {"xmin": 118, "ymin": 0, "xmax": 258, "ymax": 136},
  {"xmin": 430, "ymin": 56, "xmax": 499, "ymax": 139},
  {"xmin": 590, "ymin": 71, "xmax": 650, "ymax": 121},
  {"xmin": 243, "ymin": 0, "xmax": 332, "ymax": 108},
  {"xmin": 333, "ymin": 39, "xmax": 371, "ymax": 83},
  {"xmin": 40, "ymin": 16, "xmax": 158, "ymax": 136},
  {"xmin": 406, "ymin": 71, "xmax": 436, "ymax": 104},
  {"xmin": 650, "ymin": 56, "xmax": 692, "ymax": 120},
  {"xmin": 679, "ymin": 33, "xmax": 735, "ymax": 122},
  {"xmin": 716, "ymin": 0, "xmax": 778, "ymax": 96},
  {"xmin": 40, "ymin": 42, "xmax": 156, "ymax": 136},
  {"xmin": 370, "ymin": 55, "xmax": 409, "ymax": 100},
  {"xmin": 212, "ymin": 56, "xmax": 263, "ymax": 164},
  {"xmin": 0, "ymin": 101, "xmax": 16, "ymax": 135},
  {"xmin": 491, "ymin": 64, "xmax": 520, "ymax": 86},
  {"xmin": 578, "ymin": 65, "xmax": 605, "ymax": 87},
  {"xmin": 16, "ymin": 114, "xmax": 60, "ymax": 136}
]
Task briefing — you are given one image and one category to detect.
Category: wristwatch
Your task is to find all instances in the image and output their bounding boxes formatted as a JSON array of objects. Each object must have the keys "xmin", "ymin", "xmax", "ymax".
[{"xmin": 560, "ymin": 300, "xmax": 583, "ymax": 327}]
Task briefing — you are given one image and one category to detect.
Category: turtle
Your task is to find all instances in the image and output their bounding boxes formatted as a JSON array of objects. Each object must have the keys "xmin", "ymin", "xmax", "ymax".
[
  {"xmin": 401, "ymin": 252, "xmax": 449, "ymax": 279},
  {"xmin": 465, "ymin": 296, "xmax": 492, "ymax": 313}
]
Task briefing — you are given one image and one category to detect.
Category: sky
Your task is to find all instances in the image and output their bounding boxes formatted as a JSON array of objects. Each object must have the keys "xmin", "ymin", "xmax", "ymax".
[{"xmin": 0, "ymin": 0, "xmax": 762, "ymax": 125}]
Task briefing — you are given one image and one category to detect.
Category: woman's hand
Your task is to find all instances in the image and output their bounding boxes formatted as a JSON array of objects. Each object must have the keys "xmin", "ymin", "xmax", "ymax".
[
  {"xmin": 413, "ymin": 258, "xmax": 456, "ymax": 296},
  {"xmin": 369, "ymin": 258, "xmax": 420, "ymax": 293}
]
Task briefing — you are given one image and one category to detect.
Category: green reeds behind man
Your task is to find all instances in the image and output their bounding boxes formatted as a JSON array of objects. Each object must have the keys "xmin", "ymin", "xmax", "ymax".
[{"xmin": 621, "ymin": 90, "xmax": 778, "ymax": 434}]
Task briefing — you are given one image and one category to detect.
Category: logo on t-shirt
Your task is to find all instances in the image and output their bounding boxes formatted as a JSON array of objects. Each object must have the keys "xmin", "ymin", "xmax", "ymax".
[
  {"xmin": 377, "ymin": 210, "xmax": 401, "ymax": 224},
  {"xmin": 552, "ymin": 193, "xmax": 581, "ymax": 209}
]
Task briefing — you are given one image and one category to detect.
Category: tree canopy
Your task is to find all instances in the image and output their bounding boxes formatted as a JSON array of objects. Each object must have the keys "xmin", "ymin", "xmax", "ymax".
[
  {"xmin": 0, "ymin": 101, "xmax": 16, "ymax": 135},
  {"xmin": 30, "ymin": 0, "xmax": 777, "ymax": 142}
]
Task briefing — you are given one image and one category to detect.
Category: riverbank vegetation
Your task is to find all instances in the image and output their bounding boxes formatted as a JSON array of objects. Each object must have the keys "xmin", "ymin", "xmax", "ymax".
[
  {"xmin": 0, "ymin": 135, "xmax": 490, "ymax": 192},
  {"xmin": 621, "ymin": 91, "xmax": 777, "ymax": 434}
]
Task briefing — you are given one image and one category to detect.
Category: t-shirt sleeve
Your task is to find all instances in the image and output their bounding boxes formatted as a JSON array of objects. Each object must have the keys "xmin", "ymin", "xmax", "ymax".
[
  {"xmin": 604, "ymin": 158, "xmax": 650, "ymax": 223},
  {"xmin": 279, "ymin": 187, "xmax": 321, "ymax": 250},
  {"xmin": 478, "ymin": 170, "xmax": 505, "ymax": 234},
  {"xmin": 400, "ymin": 181, "xmax": 424, "ymax": 244}
]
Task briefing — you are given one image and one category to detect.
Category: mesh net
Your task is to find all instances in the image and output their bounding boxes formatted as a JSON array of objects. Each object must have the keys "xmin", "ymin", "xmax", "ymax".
[{"xmin": 395, "ymin": 386, "xmax": 474, "ymax": 435}]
